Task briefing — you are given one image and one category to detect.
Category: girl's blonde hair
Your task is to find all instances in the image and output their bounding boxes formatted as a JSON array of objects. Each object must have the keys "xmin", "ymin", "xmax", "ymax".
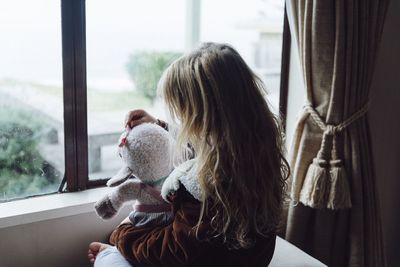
[{"xmin": 160, "ymin": 43, "xmax": 289, "ymax": 249}]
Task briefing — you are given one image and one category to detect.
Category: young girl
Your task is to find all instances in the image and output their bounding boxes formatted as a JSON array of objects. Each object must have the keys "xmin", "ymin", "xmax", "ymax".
[{"xmin": 88, "ymin": 42, "xmax": 289, "ymax": 267}]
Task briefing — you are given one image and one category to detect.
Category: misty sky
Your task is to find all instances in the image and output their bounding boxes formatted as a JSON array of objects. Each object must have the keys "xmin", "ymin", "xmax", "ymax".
[{"xmin": 0, "ymin": 0, "xmax": 283, "ymax": 90}]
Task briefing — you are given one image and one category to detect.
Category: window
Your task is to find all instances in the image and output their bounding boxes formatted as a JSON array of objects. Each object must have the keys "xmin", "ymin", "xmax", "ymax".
[
  {"xmin": 0, "ymin": 0, "xmax": 64, "ymax": 201},
  {"xmin": 200, "ymin": 0, "xmax": 285, "ymax": 113},
  {"xmin": 0, "ymin": 0, "xmax": 290, "ymax": 199},
  {"xmin": 85, "ymin": 0, "xmax": 185, "ymax": 179}
]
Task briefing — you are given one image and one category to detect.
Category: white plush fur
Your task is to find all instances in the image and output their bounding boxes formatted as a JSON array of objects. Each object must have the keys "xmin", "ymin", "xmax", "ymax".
[
  {"xmin": 95, "ymin": 123, "xmax": 176, "ymax": 219},
  {"xmin": 161, "ymin": 159, "xmax": 203, "ymax": 202},
  {"xmin": 95, "ymin": 123, "xmax": 203, "ymax": 220},
  {"xmin": 112, "ymin": 123, "xmax": 175, "ymax": 184}
]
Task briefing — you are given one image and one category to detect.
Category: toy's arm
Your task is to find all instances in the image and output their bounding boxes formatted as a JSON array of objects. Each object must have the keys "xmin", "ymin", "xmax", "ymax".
[
  {"xmin": 107, "ymin": 166, "xmax": 133, "ymax": 187},
  {"xmin": 95, "ymin": 179, "xmax": 142, "ymax": 220}
]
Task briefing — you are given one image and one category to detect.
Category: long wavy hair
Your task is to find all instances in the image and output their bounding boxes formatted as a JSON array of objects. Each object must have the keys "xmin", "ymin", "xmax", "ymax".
[{"xmin": 159, "ymin": 42, "xmax": 289, "ymax": 249}]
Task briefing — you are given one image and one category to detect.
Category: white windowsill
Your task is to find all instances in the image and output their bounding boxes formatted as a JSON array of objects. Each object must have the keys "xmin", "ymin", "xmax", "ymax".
[{"xmin": 0, "ymin": 187, "xmax": 113, "ymax": 229}]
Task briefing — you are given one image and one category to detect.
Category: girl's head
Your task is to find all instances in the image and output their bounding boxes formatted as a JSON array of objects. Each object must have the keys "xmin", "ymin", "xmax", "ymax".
[{"xmin": 160, "ymin": 42, "xmax": 289, "ymax": 249}]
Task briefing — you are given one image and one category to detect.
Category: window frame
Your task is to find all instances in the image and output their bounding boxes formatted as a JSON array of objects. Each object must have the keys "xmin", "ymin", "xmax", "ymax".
[
  {"xmin": 62, "ymin": 0, "xmax": 89, "ymax": 192},
  {"xmin": 60, "ymin": 0, "xmax": 291, "ymax": 192}
]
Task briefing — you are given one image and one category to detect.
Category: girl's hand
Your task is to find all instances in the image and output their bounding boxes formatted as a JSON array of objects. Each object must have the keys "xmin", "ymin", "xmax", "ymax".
[{"xmin": 125, "ymin": 109, "xmax": 156, "ymax": 129}]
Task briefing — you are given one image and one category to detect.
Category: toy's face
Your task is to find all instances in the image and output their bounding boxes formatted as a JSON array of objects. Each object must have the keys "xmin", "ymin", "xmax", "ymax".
[
  {"xmin": 114, "ymin": 123, "xmax": 174, "ymax": 183},
  {"xmin": 117, "ymin": 131, "xmax": 128, "ymax": 159}
]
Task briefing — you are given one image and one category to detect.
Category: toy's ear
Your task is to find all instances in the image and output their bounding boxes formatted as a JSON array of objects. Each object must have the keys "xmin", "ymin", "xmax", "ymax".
[{"xmin": 107, "ymin": 165, "xmax": 133, "ymax": 187}]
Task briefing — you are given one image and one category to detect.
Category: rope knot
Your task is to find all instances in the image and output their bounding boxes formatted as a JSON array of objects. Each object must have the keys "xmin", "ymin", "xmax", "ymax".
[{"xmin": 324, "ymin": 125, "xmax": 336, "ymax": 135}]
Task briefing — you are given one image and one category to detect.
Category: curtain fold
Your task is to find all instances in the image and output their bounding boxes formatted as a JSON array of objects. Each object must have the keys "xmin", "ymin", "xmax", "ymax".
[{"xmin": 284, "ymin": 0, "xmax": 389, "ymax": 266}]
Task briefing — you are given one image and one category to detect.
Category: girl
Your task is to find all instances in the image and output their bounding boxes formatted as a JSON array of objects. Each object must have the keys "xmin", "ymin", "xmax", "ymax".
[{"xmin": 88, "ymin": 42, "xmax": 289, "ymax": 267}]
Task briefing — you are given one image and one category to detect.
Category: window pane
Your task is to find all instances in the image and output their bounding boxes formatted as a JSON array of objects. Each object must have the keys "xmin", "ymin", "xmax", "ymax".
[
  {"xmin": 86, "ymin": 0, "xmax": 185, "ymax": 179},
  {"xmin": 200, "ymin": 0, "xmax": 284, "ymax": 113},
  {"xmin": 86, "ymin": 0, "xmax": 284, "ymax": 179},
  {"xmin": 0, "ymin": 0, "xmax": 64, "ymax": 200}
]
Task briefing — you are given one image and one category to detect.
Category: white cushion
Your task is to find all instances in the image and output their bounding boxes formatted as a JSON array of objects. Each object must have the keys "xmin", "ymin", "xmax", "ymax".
[{"xmin": 269, "ymin": 237, "xmax": 327, "ymax": 267}]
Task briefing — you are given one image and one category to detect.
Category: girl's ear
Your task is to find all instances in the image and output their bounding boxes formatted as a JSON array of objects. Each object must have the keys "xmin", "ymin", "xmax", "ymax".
[{"xmin": 107, "ymin": 165, "xmax": 133, "ymax": 187}]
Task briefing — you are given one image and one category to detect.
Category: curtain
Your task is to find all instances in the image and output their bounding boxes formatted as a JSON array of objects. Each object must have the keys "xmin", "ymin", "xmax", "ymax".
[{"xmin": 284, "ymin": 0, "xmax": 389, "ymax": 266}]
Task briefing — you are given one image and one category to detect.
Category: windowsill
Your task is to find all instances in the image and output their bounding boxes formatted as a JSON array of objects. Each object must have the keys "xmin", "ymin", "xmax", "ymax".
[{"xmin": 0, "ymin": 187, "xmax": 113, "ymax": 229}]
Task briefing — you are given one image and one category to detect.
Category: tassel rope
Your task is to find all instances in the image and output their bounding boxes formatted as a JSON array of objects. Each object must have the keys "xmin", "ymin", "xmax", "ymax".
[
  {"xmin": 299, "ymin": 127, "xmax": 333, "ymax": 208},
  {"xmin": 327, "ymin": 133, "xmax": 352, "ymax": 209},
  {"xmin": 299, "ymin": 102, "xmax": 369, "ymax": 210}
]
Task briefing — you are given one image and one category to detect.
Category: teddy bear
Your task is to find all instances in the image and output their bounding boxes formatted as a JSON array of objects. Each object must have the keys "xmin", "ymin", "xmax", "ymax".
[{"xmin": 94, "ymin": 122, "xmax": 177, "ymax": 227}]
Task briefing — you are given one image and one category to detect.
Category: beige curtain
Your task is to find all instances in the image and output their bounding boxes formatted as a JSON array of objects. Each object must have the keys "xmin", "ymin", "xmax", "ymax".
[{"xmin": 285, "ymin": 0, "xmax": 389, "ymax": 266}]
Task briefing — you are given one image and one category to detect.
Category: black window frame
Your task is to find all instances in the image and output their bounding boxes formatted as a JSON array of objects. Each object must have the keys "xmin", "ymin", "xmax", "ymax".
[{"xmin": 60, "ymin": 0, "xmax": 291, "ymax": 192}]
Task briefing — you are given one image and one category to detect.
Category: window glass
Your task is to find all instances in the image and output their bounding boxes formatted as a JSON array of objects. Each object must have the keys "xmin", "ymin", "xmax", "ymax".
[
  {"xmin": 86, "ymin": 0, "xmax": 284, "ymax": 179},
  {"xmin": 86, "ymin": 0, "xmax": 185, "ymax": 179},
  {"xmin": 200, "ymin": 0, "xmax": 284, "ymax": 113},
  {"xmin": 0, "ymin": 0, "xmax": 64, "ymax": 200}
]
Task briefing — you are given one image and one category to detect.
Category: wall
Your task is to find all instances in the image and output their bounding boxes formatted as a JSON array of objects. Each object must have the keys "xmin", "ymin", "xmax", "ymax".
[{"xmin": 0, "ymin": 205, "xmax": 131, "ymax": 267}]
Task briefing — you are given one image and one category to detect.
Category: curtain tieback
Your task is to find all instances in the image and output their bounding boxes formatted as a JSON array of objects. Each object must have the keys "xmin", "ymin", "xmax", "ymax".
[{"xmin": 298, "ymin": 102, "xmax": 370, "ymax": 210}]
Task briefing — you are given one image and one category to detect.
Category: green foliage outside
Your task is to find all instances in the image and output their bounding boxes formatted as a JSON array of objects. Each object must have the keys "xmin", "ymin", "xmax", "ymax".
[
  {"xmin": 0, "ymin": 108, "xmax": 57, "ymax": 200},
  {"xmin": 126, "ymin": 51, "xmax": 182, "ymax": 103}
]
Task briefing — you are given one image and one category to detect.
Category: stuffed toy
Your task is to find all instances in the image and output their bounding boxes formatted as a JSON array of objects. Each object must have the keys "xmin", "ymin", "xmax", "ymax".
[{"xmin": 94, "ymin": 123, "xmax": 177, "ymax": 226}]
